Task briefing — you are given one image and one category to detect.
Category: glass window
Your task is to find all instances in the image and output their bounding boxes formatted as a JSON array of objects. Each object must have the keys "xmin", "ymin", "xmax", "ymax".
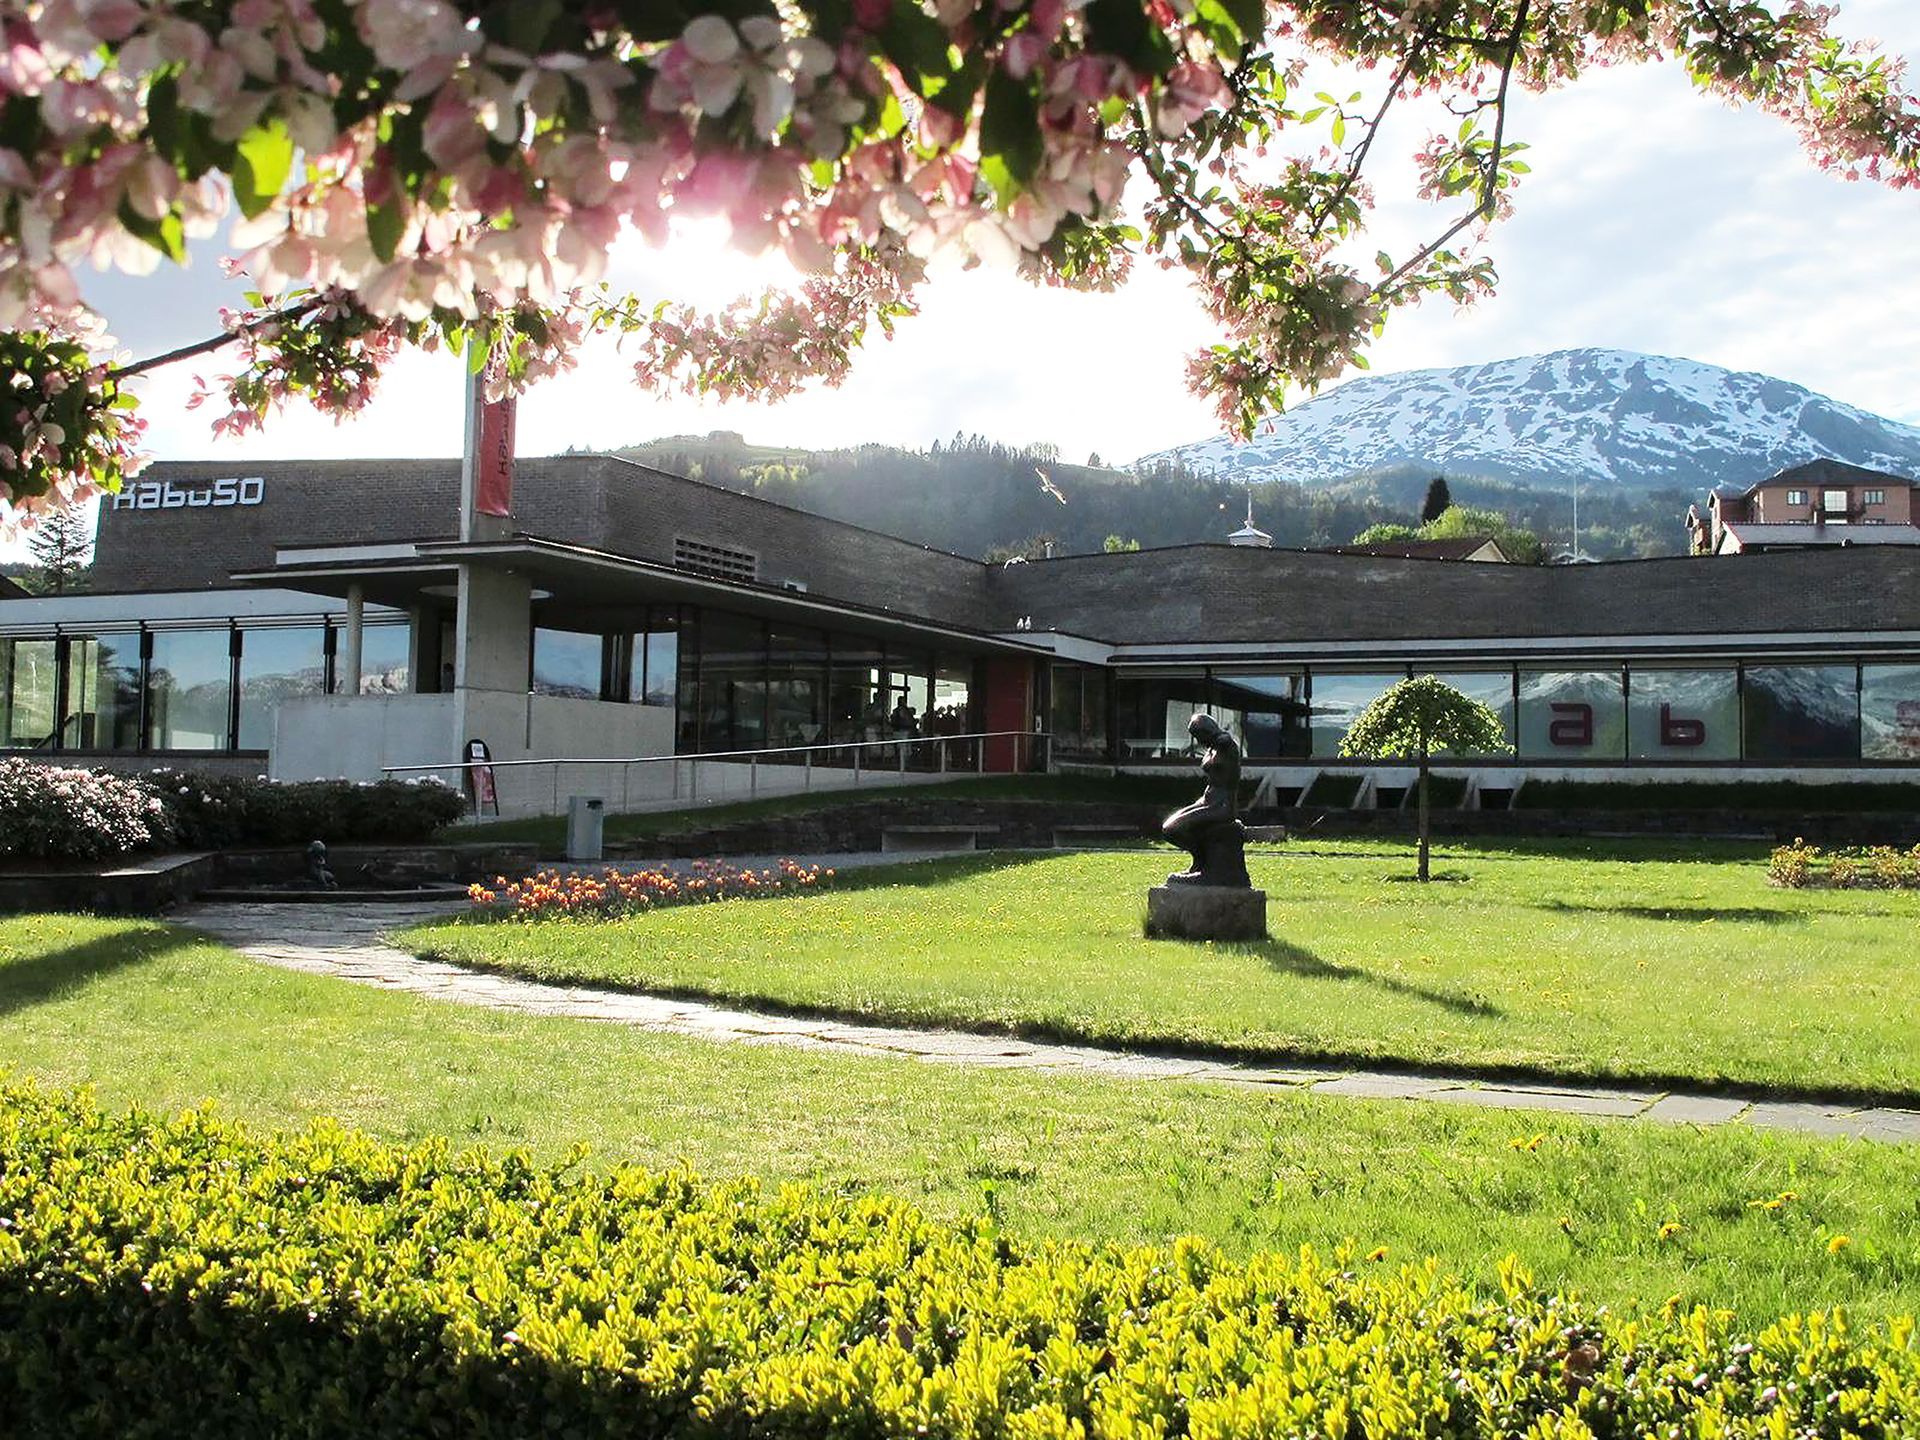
[
  {"xmin": 630, "ymin": 611, "xmax": 680, "ymax": 707},
  {"xmin": 767, "ymin": 625, "xmax": 828, "ymax": 751},
  {"xmin": 1821, "ymin": 489, "xmax": 1848, "ymax": 513},
  {"xmin": 675, "ymin": 611, "xmax": 702, "ymax": 750},
  {"xmin": 148, "ymin": 629, "xmax": 232, "ymax": 751},
  {"xmin": 1862, "ymin": 665, "xmax": 1920, "ymax": 760},
  {"xmin": 1210, "ymin": 672, "xmax": 1308, "ymax": 759},
  {"xmin": 880, "ymin": 650, "xmax": 927, "ymax": 739},
  {"xmin": 696, "ymin": 611, "xmax": 766, "ymax": 751},
  {"xmin": 238, "ymin": 627, "xmax": 327, "ymax": 750},
  {"xmin": 1786, "ymin": 489, "xmax": 1806, "ymax": 505},
  {"xmin": 1306, "ymin": 672, "xmax": 1403, "ymax": 758},
  {"xmin": 932, "ymin": 658, "xmax": 973, "ymax": 734},
  {"xmin": 334, "ymin": 621, "xmax": 414, "ymax": 696},
  {"xmin": 1743, "ymin": 665, "xmax": 1859, "ymax": 761},
  {"xmin": 1865, "ymin": 489, "xmax": 1886, "ymax": 505},
  {"xmin": 1049, "ymin": 664, "xmax": 1109, "ymax": 759},
  {"xmin": 1, "ymin": 638, "xmax": 58, "ymax": 748},
  {"xmin": 1518, "ymin": 669, "xmax": 1625, "ymax": 760},
  {"xmin": 828, "ymin": 632, "xmax": 884, "ymax": 747},
  {"xmin": 62, "ymin": 635, "xmax": 142, "ymax": 752},
  {"xmin": 1112, "ymin": 674, "xmax": 1213, "ymax": 759},
  {"xmin": 1628, "ymin": 668, "xmax": 1739, "ymax": 761},
  {"xmin": 532, "ymin": 627, "xmax": 603, "ymax": 699},
  {"xmin": 1425, "ymin": 671, "xmax": 1515, "ymax": 756}
]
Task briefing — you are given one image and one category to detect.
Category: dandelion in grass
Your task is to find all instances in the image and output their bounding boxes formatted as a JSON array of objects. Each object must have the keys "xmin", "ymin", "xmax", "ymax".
[
  {"xmin": 1509, "ymin": 1134, "xmax": 1545, "ymax": 1152},
  {"xmin": 1658, "ymin": 1221, "xmax": 1685, "ymax": 1242},
  {"xmin": 1827, "ymin": 1234, "xmax": 1851, "ymax": 1254}
]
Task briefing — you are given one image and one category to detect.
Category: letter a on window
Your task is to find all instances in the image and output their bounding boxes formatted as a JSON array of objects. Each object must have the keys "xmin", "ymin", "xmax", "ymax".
[{"xmin": 1548, "ymin": 702, "xmax": 1593, "ymax": 747}]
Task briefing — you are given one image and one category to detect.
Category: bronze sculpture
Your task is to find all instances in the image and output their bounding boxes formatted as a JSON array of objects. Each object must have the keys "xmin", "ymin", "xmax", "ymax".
[{"xmin": 1160, "ymin": 713, "xmax": 1251, "ymax": 888}]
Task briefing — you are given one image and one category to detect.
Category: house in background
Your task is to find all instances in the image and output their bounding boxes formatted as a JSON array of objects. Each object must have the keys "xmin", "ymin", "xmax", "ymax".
[{"xmin": 1688, "ymin": 459, "xmax": 1920, "ymax": 555}]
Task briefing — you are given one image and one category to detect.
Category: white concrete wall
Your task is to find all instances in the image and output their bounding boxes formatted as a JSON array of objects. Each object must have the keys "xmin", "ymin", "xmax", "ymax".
[
  {"xmin": 475, "ymin": 698, "xmax": 675, "ymax": 816},
  {"xmin": 271, "ymin": 694, "xmax": 457, "ymax": 782}
]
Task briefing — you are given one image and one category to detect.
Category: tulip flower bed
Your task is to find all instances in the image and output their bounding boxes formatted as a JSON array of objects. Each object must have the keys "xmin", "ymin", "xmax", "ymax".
[
  {"xmin": 1768, "ymin": 839, "xmax": 1920, "ymax": 889},
  {"xmin": 1, "ymin": 1080, "xmax": 1915, "ymax": 1440},
  {"xmin": 467, "ymin": 859, "xmax": 832, "ymax": 921}
]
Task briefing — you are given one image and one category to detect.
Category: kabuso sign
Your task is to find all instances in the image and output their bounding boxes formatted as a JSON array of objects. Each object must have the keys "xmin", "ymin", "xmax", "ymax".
[{"xmin": 110, "ymin": 476, "xmax": 265, "ymax": 511}]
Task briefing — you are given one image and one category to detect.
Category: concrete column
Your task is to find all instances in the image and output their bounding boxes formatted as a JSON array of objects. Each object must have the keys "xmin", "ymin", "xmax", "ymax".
[
  {"xmin": 342, "ymin": 583, "xmax": 364, "ymax": 696},
  {"xmin": 451, "ymin": 563, "xmax": 533, "ymax": 771}
]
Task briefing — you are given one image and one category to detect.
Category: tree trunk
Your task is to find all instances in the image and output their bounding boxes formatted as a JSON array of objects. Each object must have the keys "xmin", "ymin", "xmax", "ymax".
[{"xmin": 1416, "ymin": 751, "xmax": 1431, "ymax": 883}]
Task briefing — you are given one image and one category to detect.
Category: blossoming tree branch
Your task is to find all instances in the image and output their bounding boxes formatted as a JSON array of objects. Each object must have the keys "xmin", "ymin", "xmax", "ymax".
[{"xmin": 1, "ymin": 0, "xmax": 1915, "ymax": 524}]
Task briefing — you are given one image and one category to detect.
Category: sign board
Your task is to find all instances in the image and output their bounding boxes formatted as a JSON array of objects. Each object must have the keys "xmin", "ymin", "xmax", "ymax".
[
  {"xmin": 110, "ymin": 477, "xmax": 265, "ymax": 510},
  {"xmin": 463, "ymin": 738, "xmax": 499, "ymax": 817}
]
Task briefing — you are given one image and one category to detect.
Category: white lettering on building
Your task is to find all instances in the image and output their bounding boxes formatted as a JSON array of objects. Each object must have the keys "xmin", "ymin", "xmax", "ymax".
[{"xmin": 110, "ymin": 477, "xmax": 265, "ymax": 511}]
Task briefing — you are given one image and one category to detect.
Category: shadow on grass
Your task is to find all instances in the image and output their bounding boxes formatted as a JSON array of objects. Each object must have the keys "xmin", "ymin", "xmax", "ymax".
[
  {"xmin": 0, "ymin": 923, "xmax": 193, "ymax": 1019},
  {"xmin": 1251, "ymin": 937, "xmax": 1501, "ymax": 1018},
  {"xmin": 1536, "ymin": 901, "xmax": 1800, "ymax": 926}
]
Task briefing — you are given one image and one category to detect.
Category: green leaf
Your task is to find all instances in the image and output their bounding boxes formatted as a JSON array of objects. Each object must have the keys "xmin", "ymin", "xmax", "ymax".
[
  {"xmin": 366, "ymin": 198, "xmax": 405, "ymax": 264},
  {"xmin": 979, "ymin": 68, "xmax": 1040, "ymax": 196},
  {"xmin": 232, "ymin": 119, "xmax": 295, "ymax": 221},
  {"xmin": 116, "ymin": 198, "xmax": 186, "ymax": 263}
]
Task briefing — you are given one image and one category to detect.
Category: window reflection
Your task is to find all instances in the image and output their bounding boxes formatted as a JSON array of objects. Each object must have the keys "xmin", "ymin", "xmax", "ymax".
[
  {"xmin": 1, "ymin": 638, "xmax": 57, "ymax": 748},
  {"xmin": 149, "ymin": 629, "xmax": 232, "ymax": 750},
  {"xmin": 532, "ymin": 627, "xmax": 603, "ymax": 699},
  {"xmin": 238, "ymin": 627, "xmax": 326, "ymax": 750},
  {"xmin": 1743, "ymin": 665, "xmax": 1858, "ymax": 761},
  {"xmin": 1307, "ymin": 672, "xmax": 1403, "ymax": 757},
  {"xmin": 1862, "ymin": 665, "xmax": 1920, "ymax": 761},
  {"xmin": 1112, "ymin": 675, "xmax": 1212, "ymax": 759}
]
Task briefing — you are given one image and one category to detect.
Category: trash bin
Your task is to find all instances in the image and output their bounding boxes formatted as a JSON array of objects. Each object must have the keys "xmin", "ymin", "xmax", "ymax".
[{"xmin": 565, "ymin": 795, "xmax": 605, "ymax": 862}]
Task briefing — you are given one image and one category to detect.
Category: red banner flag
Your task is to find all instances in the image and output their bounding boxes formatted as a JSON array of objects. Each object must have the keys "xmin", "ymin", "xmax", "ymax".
[{"xmin": 474, "ymin": 395, "xmax": 516, "ymax": 518}]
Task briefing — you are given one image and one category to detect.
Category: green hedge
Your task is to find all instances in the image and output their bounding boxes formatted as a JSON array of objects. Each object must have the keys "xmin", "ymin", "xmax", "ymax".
[
  {"xmin": 1, "ymin": 1083, "xmax": 1914, "ymax": 1438},
  {"xmin": 148, "ymin": 769, "xmax": 468, "ymax": 850}
]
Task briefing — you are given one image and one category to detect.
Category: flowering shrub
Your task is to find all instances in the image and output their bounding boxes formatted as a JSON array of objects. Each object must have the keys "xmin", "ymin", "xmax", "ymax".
[
  {"xmin": 469, "ymin": 859, "xmax": 830, "ymax": 921},
  {"xmin": 0, "ymin": 760, "xmax": 465, "ymax": 863},
  {"xmin": 150, "ymin": 769, "xmax": 468, "ymax": 849},
  {"xmin": 3, "ymin": 3, "xmax": 1917, "ymax": 522},
  {"xmin": 0, "ymin": 757, "xmax": 170, "ymax": 863},
  {"xmin": 2, "ymin": 1079, "xmax": 1918, "ymax": 1439},
  {"xmin": 1768, "ymin": 839, "xmax": 1920, "ymax": 889}
]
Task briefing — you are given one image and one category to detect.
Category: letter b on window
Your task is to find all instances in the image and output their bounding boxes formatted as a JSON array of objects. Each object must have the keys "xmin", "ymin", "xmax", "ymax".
[{"xmin": 1660, "ymin": 703, "xmax": 1706, "ymax": 748}]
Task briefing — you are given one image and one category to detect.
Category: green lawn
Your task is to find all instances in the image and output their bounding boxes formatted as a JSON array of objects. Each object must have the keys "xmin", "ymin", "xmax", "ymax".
[
  {"xmin": 2, "ymin": 913, "xmax": 1917, "ymax": 1321},
  {"xmin": 407, "ymin": 840, "xmax": 1920, "ymax": 1102}
]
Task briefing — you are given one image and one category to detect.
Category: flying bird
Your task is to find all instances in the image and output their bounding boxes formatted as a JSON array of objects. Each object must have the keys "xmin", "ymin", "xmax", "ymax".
[{"xmin": 1035, "ymin": 467, "xmax": 1066, "ymax": 504}]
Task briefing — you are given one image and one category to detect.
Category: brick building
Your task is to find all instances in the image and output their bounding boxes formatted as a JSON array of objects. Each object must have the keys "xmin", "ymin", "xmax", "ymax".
[
  {"xmin": 1687, "ymin": 459, "xmax": 1920, "ymax": 555},
  {"xmin": 4, "ymin": 454, "xmax": 1919, "ymax": 810}
]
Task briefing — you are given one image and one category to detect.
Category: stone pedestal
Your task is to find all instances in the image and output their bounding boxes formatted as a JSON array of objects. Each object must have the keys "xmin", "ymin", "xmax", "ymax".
[{"xmin": 1145, "ymin": 885, "xmax": 1268, "ymax": 941}]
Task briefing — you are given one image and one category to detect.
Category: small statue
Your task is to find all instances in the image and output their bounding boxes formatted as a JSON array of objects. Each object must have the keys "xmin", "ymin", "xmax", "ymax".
[
  {"xmin": 1160, "ymin": 714, "xmax": 1251, "ymax": 888},
  {"xmin": 304, "ymin": 839, "xmax": 338, "ymax": 891}
]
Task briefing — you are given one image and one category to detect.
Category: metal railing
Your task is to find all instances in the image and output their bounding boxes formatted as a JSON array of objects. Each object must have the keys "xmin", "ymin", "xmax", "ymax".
[{"xmin": 383, "ymin": 729, "xmax": 1053, "ymax": 817}]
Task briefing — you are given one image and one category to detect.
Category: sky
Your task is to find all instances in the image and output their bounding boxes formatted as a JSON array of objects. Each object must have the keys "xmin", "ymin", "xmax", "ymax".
[{"xmin": 24, "ymin": 0, "xmax": 1920, "ymax": 560}]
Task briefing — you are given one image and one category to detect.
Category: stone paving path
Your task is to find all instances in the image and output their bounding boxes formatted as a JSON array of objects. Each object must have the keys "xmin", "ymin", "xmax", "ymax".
[{"xmin": 175, "ymin": 868, "xmax": 1920, "ymax": 1145}]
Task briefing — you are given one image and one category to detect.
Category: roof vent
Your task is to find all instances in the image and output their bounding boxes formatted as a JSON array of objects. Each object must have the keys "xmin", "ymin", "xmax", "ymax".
[{"xmin": 673, "ymin": 537, "xmax": 758, "ymax": 583}]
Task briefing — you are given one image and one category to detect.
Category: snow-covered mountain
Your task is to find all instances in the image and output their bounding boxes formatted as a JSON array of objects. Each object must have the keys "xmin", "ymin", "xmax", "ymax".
[{"xmin": 1138, "ymin": 349, "xmax": 1920, "ymax": 493}]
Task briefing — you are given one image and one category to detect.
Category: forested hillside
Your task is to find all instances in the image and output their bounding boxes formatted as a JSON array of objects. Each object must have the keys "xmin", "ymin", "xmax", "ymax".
[{"xmin": 604, "ymin": 433, "xmax": 1688, "ymax": 561}]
